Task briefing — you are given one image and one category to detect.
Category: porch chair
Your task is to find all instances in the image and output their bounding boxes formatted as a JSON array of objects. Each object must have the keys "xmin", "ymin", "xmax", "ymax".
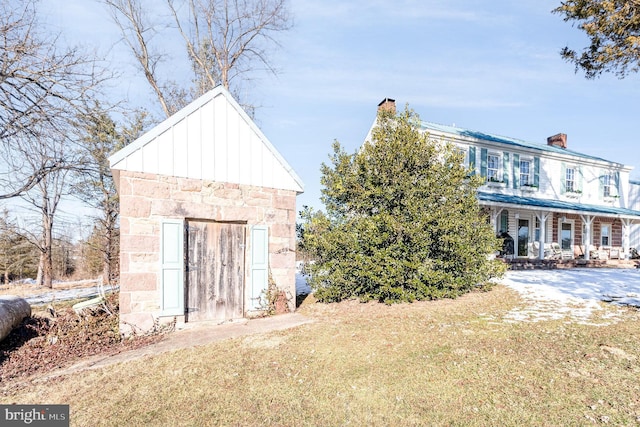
[
  {"xmin": 547, "ymin": 243, "xmax": 563, "ymax": 260},
  {"xmin": 542, "ymin": 243, "xmax": 554, "ymax": 259},
  {"xmin": 528, "ymin": 242, "xmax": 540, "ymax": 259}
]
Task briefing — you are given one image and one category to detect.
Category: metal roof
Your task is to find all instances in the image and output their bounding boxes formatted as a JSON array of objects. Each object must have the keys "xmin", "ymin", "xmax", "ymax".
[
  {"xmin": 478, "ymin": 191, "xmax": 640, "ymax": 219},
  {"xmin": 421, "ymin": 121, "xmax": 615, "ymax": 165}
]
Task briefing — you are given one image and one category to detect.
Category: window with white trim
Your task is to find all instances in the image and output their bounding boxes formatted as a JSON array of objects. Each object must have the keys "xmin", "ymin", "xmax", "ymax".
[
  {"xmin": 520, "ymin": 158, "xmax": 531, "ymax": 187},
  {"xmin": 601, "ymin": 224, "xmax": 610, "ymax": 247},
  {"xmin": 499, "ymin": 210, "xmax": 508, "ymax": 233},
  {"xmin": 565, "ymin": 167, "xmax": 576, "ymax": 192},
  {"xmin": 603, "ymin": 172, "xmax": 616, "ymax": 197},
  {"xmin": 487, "ymin": 153, "xmax": 500, "ymax": 182}
]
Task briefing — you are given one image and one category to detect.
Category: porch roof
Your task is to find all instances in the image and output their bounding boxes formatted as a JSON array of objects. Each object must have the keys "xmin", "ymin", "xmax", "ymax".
[{"xmin": 477, "ymin": 192, "xmax": 640, "ymax": 220}]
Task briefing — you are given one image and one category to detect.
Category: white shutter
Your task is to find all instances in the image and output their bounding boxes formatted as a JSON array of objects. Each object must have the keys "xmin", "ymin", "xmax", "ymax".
[
  {"xmin": 250, "ymin": 226, "xmax": 269, "ymax": 310},
  {"xmin": 161, "ymin": 220, "xmax": 184, "ymax": 315}
]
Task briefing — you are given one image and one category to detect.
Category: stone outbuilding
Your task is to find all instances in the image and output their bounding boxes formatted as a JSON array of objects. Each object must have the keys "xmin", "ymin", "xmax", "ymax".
[{"xmin": 109, "ymin": 86, "xmax": 303, "ymax": 334}]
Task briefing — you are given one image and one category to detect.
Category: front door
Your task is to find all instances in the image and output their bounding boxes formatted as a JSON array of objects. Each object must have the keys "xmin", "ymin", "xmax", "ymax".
[
  {"xmin": 518, "ymin": 219, "xmax": 529, "ymax": 257},
  {"xmin": 186, "ymin": 221, "xmax": 245, "ymax": 322},
  {"xmin": 561, "ymin": 222, "xmax": 573, "ymax": 251}
]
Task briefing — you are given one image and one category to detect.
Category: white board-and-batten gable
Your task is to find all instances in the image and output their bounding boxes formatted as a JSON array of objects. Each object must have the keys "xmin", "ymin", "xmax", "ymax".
[{"xmin": 109, "ymin": 86, "xmax": 304, "ymax": 193}]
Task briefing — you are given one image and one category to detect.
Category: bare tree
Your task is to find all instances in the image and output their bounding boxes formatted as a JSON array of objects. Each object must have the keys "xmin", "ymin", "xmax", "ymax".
[
  {"xmin": 17, "ymin": 130, "xmax": 76, "ymax": 288},
  {"xmin": 103, "ymin": 0, "xmax": 292, "ymax": 117},
  {"xmin": 102, "ymin": 0, "xmax": 182, "ymax": 117},
  {"xmin": 0, "ymin": 0, "xmax": 107, "ymax": 199},
  {"xmin": 168, "ymin": 0, "xmax": 291, "ymax": 91}
]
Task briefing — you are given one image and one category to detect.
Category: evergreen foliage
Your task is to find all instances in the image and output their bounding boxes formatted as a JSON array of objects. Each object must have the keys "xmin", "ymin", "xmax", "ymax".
[
  {"xmin": 554, "ymin": 0, "xmax": 640, "ymax": 78},
  {"xmin": 0, "ymin": 211, "xmax": 39, "ymax": 282},
  {"xmin": 74, "ymin": 105, "xmax": 145, "ymax": 284},
  {"xmin": 298, "ymin": 107, "xmax": 505, "ymax": 304}
]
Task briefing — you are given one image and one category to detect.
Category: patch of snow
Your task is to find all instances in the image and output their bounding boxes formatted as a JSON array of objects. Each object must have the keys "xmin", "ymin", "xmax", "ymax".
[
  {"xmin": 12, "ymin": 278, "xmax": 36, "ymax": 285},
  {"xmin": 25, "ymin": 284, "xmax": 118, "ymax": 305},
  {"xmin": 25, "ymin": 287, "xmax": 101, "ymax": 305},
  {"xmin": 499, "ymin": 268, "xmax": 640, "ymax": 324},
  {"xmin": 296, "ymin": 271, "xmax": 311, "ymax": 296}
]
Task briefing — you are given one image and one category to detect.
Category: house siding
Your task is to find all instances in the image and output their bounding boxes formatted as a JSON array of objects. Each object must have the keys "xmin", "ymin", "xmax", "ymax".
[
  {"xmin": 630, "ymin": 183, "xmax": 640, "ymax": 250},
  {"xmin": 430, "ymin": 133, "xmax": 630, "ymax": 209},
  {"xmin": 414, "ymin": 119, "xmax": 640, "ymax": 258}
]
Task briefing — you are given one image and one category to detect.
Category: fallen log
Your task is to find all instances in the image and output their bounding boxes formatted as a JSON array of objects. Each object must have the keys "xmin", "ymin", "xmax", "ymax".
[{"xmin": 0, "ymin": 295, "xmax": 31, "ymax": 342}]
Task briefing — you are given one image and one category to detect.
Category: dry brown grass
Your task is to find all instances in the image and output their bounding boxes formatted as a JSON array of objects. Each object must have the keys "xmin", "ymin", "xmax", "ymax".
[{"xmin": 3, "ymin": 285, "xmax": 640, "ymax": 426}]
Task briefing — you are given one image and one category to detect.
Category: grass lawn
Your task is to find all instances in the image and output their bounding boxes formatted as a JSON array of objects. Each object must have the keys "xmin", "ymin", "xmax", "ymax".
[{"xmin": 2, "ymin": 285, "xmax": 640, "ymax": 426}]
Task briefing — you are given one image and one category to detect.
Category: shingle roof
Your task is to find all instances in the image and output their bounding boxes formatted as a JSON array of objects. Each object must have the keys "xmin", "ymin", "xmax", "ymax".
[
  {"xmin": 421, "ymin": 121, "xmax": 613, "ymax": 164},
  {"xmin": 478, "ymin": 191, "xmax": 640, "ymax": 219}
]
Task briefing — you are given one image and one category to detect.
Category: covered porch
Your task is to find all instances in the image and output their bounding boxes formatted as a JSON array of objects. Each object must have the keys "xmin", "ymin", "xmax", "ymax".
[{"xmin": 479, "ymin": 192, "xmax": 640, "ymax": 263}]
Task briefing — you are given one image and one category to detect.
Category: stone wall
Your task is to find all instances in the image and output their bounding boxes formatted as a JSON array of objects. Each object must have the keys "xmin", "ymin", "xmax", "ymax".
[{"xmin": 117, "ymin": 170, "xmax": 297, "ymax": 333}]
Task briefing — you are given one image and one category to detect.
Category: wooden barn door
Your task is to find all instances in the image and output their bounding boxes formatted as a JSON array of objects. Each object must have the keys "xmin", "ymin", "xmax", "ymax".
[{"xmin": 186, "ymin": 221, "xmax": 245, "ymax": 322}]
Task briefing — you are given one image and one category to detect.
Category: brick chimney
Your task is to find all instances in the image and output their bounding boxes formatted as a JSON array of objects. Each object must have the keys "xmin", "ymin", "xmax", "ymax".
[
  {"xmin": 547, "ymin": 133, "xmax": 567, "ymax": 149},
  {"xmin": 378, "ymin": 98, "xmax": 396, "ymax": 114}
]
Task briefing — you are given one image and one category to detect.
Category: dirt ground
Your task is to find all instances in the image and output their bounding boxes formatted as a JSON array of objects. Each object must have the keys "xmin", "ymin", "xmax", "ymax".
[
  {"xmin": 0, "ymin": 288, "xmax": 165, "ymax": 390},
  {"xmin": 0, "ymin": 281, "xmax": 313, "ymax": 393}
]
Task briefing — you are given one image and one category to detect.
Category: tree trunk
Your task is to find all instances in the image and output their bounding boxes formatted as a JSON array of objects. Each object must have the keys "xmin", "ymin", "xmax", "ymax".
[
  {"xmin": 102, "ymin": 221, "xmax": 112, "ymax": 285},
  {"xmin": 43, "ymin": 232, "xmax": 53, "ymax": 288},
  {"xmin": 0, "ymin": 296, "xmax": 31, "ymax": 342},
  {"xmin": 41, "ymin": 203, "xmax": 54, "ymax": 288},
  {"xmin": 36, "ymin": 254, "xmax": 43, "ymax": 287}
]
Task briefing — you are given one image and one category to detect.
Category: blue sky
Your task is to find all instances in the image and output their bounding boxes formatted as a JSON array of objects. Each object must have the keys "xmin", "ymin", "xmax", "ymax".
[{"xmin": 45, "ymin": 0, "xmax": 640, "ymax": 215}]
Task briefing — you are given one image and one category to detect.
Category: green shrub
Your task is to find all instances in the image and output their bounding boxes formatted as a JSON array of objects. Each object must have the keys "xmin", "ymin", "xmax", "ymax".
[{"xmin": 298, "ymin": 107, "xmax": 505, "ymax": 303}]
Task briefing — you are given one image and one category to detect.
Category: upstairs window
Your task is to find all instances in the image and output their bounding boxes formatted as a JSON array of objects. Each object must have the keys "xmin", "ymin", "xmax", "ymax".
[
  {"xmin": 565, "ymin": 167, "xmax": 576, "ymax": 192},
  {"xmin": 519, "ymin": 159, "xmax": 531, "ymax": 186},
  {"xmin": 601, "ymin": 171, "xmax": 618, "ymax": 198},
  {"xmin": 487, "ymin": 153, "xmax": 500, "ymax": 182},
  {"xmin": 603, "ymin": 173, "xmax": 612, "ymax": 197}
]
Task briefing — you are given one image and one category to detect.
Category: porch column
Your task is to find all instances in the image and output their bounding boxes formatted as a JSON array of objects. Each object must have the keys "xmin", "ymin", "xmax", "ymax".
[
  {"xmin": 490, "ymin": 208, "xmax": 503, "ymax": 234},
  {"xmin": 621, "ymin": 218, "xmax": 631, "ymax": 260},
  {"xmin": 535, "ymin": 211, "xmax": 551, "ymax": 260},
  {"xmin": 580, "ymin": 215, "xmax": 594, "ymax": 261}
]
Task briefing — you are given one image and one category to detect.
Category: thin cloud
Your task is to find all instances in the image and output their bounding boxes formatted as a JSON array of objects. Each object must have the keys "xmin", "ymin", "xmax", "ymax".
[{"xmin": 293, "ymin": 0, "xmax": 507, "ymax": 26}]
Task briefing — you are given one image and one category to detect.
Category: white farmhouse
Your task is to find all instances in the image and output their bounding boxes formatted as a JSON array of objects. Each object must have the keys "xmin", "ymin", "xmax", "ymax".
[{"xmin": 374, "ymin": 98, "xmax": 640, "ymax": 261}]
